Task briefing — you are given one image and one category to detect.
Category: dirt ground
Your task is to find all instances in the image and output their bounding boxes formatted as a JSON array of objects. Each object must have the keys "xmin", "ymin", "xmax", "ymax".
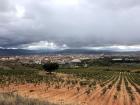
[{"xmin": 0, "ymin": 81, "xmax": 139, "ymax": 105}]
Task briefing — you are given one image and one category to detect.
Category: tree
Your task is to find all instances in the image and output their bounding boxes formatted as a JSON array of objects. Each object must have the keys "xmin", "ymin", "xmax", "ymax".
[{"xmin": 43, "ymin": 62, "xmax": 59, "ymax": 73}]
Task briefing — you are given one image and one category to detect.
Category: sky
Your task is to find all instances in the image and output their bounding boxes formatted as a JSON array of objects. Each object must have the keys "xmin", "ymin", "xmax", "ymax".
[{"xmin": 0, "ymin": 0, "xmax": 140, "ymax": 51}]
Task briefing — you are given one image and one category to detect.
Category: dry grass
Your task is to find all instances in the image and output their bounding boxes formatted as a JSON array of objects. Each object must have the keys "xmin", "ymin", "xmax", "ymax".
[{"xmin": 0, "ymin": 93, "xmax": 56, "ymax": 105}]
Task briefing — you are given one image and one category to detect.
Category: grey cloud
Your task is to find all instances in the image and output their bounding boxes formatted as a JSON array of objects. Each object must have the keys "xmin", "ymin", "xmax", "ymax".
[
  {"xmin": 0, "ymin": 0, "xmax": 11, "ymax": 12},
  {"xmin": 88, "ymin": 0, "xmax": 140, "ymax": 10},
  {"xmin": 0, "ymin": 0, "xmax": 140, "ymax": 49}
]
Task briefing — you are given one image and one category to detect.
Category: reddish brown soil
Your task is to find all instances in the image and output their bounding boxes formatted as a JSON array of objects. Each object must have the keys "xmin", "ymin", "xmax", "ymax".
[{"xmin": 0, "ymin": 80, "xmax": 140, "ymax": 105}]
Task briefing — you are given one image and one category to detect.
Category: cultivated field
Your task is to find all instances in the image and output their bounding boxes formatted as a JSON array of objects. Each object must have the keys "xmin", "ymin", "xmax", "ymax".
[{"xmin": 0, "ymin": 64, "xmax": 140, "ymax": 105}]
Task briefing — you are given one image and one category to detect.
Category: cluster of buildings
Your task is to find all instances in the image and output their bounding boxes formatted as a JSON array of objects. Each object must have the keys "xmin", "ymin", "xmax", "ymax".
[
  {"xmin": 1, "ymin": 54, "xmax": 139, "ymax": 68},
  {"xmin": 0, "ymin": 54, "xmax": 99, "ymax": 66}
]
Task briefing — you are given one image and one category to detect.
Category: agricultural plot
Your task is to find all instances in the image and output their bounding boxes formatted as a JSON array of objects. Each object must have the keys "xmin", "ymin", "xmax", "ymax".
[{"xmin": 0, "ymin": 67, "xmax": 140, "ymax": 105}]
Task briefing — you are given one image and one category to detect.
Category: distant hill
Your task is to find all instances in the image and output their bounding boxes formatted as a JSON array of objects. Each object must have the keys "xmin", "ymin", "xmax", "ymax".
[
  {"xmin": 0, "ymin": 49, "xmax": 60, "ymax": 56},
  {"xmin": 0, "ymin": 48, "xmax": 140, "ymax": 56},
  {"xmin": 55, "ymin": 49, "xmax": 113, "ymax": 54},
  {"xmin": 0, "ymin": 49, "xmax": 36, "ymax": 56},
  {"xmin": 55, "ymin": 49, "xmax": 140, "ymax": 56}
]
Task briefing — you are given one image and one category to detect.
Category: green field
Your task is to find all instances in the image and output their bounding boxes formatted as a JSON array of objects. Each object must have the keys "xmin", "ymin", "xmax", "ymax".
[{"xmin": 0, "ymin": 63, "xmax": 140, "ymax": 89}]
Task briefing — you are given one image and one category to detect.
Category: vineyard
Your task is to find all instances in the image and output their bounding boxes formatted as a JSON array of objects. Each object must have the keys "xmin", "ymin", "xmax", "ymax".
[{"xmin": 0, "ymin": 66, "xmax": 140, "ymax": 105}]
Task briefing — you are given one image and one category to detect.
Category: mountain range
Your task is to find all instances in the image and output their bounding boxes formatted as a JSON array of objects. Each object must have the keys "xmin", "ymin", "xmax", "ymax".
[{"xmin": 0, "ymin": 48, "xmax": 140, "ymax": 56}]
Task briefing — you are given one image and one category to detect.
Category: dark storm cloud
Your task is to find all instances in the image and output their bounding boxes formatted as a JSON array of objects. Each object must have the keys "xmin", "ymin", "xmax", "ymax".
[{"xmin": 0, "ymin": 0, "xmax": 140, "ymax": 49}]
